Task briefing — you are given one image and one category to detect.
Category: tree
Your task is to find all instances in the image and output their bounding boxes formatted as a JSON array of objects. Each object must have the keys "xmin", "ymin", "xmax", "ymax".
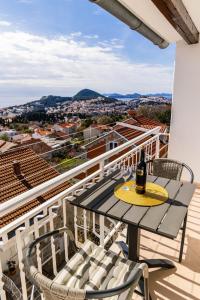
[
  {"xmin": 156, "ymin": 109, "xmax": 171, "ymax": 125},
  {"xmin": 96, "ymin": 116, "xmax": 113, "ymax": 125},
  {"xmin": 0, "ymin": 133, "xmax": 9, "ymax": 141},
  {"xmin": 137, "ymin": 105, "xmax": 171, "ymax": 125}
]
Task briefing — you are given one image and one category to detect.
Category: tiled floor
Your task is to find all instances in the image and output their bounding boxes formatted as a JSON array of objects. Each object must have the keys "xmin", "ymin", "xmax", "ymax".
[{"xmin": 113, "ymin": 186, "xmax": 200, "ymax": 300}]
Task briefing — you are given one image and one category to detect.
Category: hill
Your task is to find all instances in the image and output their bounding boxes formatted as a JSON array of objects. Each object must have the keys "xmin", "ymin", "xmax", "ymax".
[
  {"xmin": 29, "ymin": 95, "xmax": 72, "ymax": 107},
  {"xmin": 73, "ymin": 89, "xmax": 103, "ymax": 100},
  {"xmin": 105, "ymin": 92, "xmax": 172, "ymax": 99}
]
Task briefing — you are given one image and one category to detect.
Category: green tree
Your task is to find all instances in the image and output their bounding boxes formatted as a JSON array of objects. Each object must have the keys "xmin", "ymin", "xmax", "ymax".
[
  {"xmin": 96, "ymin": 116, "xmax": 113, "ymax": 125},
  {"xmin": 0, "ymin": 133, "xmax": 9, "ymax": 141},
  {"xmin": 156, "ymin": 109, "xmax": 171, "ymax": 125},
  {"xmin": 137, "ymin": 105, "xmax": 171, "ymax": 125}
]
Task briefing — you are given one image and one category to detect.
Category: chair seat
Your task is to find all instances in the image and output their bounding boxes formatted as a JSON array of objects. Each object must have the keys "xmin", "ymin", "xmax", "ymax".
[{"xmin": 54, "ymin": 240, "xmax": 139, "ymax": 300}]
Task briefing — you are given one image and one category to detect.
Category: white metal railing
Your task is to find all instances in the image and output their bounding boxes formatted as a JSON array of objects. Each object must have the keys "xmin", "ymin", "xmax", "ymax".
[
  {"xmin": 0, "ymin": 127, "xmax": 160, "ymax": 218},
  {"xmin": 0, "ymin": 127, "xmax": 162, "ymax": 300}
]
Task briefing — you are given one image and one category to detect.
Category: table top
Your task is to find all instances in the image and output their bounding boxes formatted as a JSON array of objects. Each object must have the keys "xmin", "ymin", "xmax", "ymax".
[
  {"xmin": 70, "ymin": 171, "xmax": 196, "ymax": 239},
  {"xmin": 114, "ymin": 180, "xmax": 168, "ymax": 206}
]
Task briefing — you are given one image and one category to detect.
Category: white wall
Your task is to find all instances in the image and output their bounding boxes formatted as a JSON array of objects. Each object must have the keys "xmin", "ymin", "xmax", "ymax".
[
  {"xmin": 83, "ymin": 127, "xmax": 100, "ymax": 142},
  {"xmin": 169, "ymin": 40, "xmax": 200, "ymax": 182}
]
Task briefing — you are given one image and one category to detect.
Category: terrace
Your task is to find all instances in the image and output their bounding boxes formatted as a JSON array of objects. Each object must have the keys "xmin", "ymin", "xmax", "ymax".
[
  {"xmin": 1, "ymin": 0, "xmax": 200, "ymax": 300},
  {"xmin": 0, "ymin": 126, "xmax": 199, "ymax": 300}
]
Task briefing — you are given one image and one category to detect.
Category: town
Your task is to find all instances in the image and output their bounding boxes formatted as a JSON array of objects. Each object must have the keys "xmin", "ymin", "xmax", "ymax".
[
  {"xmin": 0, "ymin": 89, "xmax": 171, "ymax": 172},
  {"xmin": 1, "ymin": 0, "xmax": 199, "ymax": 298}
]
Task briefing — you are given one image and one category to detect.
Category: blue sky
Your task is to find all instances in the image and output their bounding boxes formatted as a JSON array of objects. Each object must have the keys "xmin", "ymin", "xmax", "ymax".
[{"xmin": 0, "ymin": 0, "xmax": 175, "ymax": 107}]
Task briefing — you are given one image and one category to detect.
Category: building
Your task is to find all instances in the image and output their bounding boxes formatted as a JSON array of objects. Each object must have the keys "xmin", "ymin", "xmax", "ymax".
[
  {"xmin": 32, "ymin": 128, "xmax": 51, "ymax": 140},
  {"xmin": 0, "ymin": 140, "xmax": 17, "ymax": 153},
  {"xmin": 83, "ymin": 118, "xmax": 168, "ymax": 161},
  {"xmin": 0, "ymin": 148, "xmax": 71, "ymax": 229},
  {"xmin": 1, "ymin": 1, "xmax": 200, "ymax": 299},
  {"xmin": 53, "ymin": 123, "xmax": 77, "ymax": 135},
  {"xmin": 0, "ymin": 129, "xmax": 16, "ymax": 140},
  {"xmin": 89, "ymin": 0, "xmax": 200, "ymax": 182},
  {"xmin": 83, "ymin": 124, "xmax": 111, "ymax": 142},
  {"xmin": 14, "ymin": 139, "xmax": 53, "ymax": 158},
  {"xmin": 12, "ymin": 133, "xmax": 32, "ymax": 144}
]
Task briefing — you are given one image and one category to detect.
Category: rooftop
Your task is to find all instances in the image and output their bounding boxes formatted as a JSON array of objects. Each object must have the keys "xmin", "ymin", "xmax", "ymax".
[{"xmin": 0, "ymin": 147, "xmax": 70, "ymax": 228}]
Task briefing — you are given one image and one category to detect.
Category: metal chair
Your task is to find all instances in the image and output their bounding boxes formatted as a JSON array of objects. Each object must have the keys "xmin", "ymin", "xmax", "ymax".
[
  {"xmin": 26, "ymin": 227, "xmax": 150, "ymax": 300},
  {"xmin": 151, "ymin": 158, "xmax": 194, "ymax": 262}
]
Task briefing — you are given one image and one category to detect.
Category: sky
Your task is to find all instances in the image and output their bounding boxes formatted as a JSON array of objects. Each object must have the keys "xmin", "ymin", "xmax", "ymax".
[{"xmin": 0, "ymin": 0, "xmax": 176, "ymax": 107}]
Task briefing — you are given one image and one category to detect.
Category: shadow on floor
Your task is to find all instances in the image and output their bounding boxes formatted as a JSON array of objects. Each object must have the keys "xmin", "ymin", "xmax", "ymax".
[
  {"xmin": 182, "ymin": 235, "xmax": 200, "ymax": 273},
  {"xmin": 141, "ymin": 234, "xmax": 200, "ymax": 300},
  {"xmin": 149, "ymin": 268, "xmax": 200, "ymax": 300}
]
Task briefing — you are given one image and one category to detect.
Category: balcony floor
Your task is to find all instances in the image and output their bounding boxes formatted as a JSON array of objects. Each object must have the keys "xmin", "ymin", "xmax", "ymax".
[{"xmin": 113, "ymin": 185, "xmax": 200, "ymax": 300}]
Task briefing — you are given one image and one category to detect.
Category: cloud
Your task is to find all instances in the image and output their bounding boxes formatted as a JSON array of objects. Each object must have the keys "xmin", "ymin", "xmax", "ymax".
[
  {"xmin": 84, "ymin": 34, "xmax": 99, "ymax": 39},
  {"xmin": 0, "ymin": 31, "xmax": 173, "ymax": 106},
  {"xmin": 0, "ymin": 20, "xmax": 11, "ymax": 27},
  {"xmin": 69, "ymin": 32, "xmax": 82, "ymax": 38}
]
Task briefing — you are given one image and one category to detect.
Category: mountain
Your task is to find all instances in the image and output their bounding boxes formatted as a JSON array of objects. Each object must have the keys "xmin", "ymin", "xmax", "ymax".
[
  {"xmin": 29, "ymin": 95, "xmax": 72, "ymax": 107},
  {"xmin": 104, "ymin": 92, "xmax": 172, "ymax": 99},
  {"xmin": 125, "ymin": 93, "xmax": 141, "ymax": 99},
  {"xmin": 145, "ymin": 93, "xmax": 172, "ymax": 99},
  {"xmin": 17, "ymin": 89, "xmax": 118, "ymax": 109},
  {"xmin": 73, "ymin": 89, "xmax": 103, "ymax": 101},
  {"xmin": 104, "ymin": 92, "xmax": 141, "ymax": 99},
  {"xmin": 10, "ymin": 89, "xmax": 172, "ymax": 109}
]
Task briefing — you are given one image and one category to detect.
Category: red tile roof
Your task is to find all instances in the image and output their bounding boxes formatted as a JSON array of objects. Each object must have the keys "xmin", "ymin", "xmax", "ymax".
[
  {"xmin": 0, "ymin": 141, "xmax": 17, "ymax": 153},
  {"xmin": 59, "ymin": 123, "xmax": 76, "ymax": 128},
  {"xmin": 125, "ymin": 116, "xmax": 167, "ymax": 133},
  {"xmin": 15, "ymin": 139, "xmax": 52, "ymax": 155},
  {"xmin": 115, "ymin": 126, "xmax": 144, "ymax": 141},
  {"xmin": 0, "ymin": 148, "xmax": 70, "ymax": 228}
]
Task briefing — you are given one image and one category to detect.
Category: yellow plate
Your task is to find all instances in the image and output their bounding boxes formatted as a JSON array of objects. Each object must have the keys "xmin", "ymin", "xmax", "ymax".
[{"xmin": 114, "ymin": 180, "xmax": 168, "ymax": 207}]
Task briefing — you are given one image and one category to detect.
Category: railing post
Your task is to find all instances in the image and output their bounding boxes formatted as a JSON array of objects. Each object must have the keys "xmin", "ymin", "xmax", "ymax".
[
  {"xmin": 83, "ymin": 209, "xmax": 87, "ymax": 242},
  {"xmin": 0, "ymin": 247, "xmax": 6, "ymax": 300},
  {"xmin": 99, "ymin": 160, "xmax": 105, "ymax": 180},
  {"xmin": 62, "ymin": 199, "xmax": 69, "ymax": 262},
  {"xmin": 155, "ymin": 135, "xmax": 160, "ymax": 158},
  {"xmin": 74, "ymin": 206, "xmax": 78, "ymax": 244},
  {"xmin": 99, "ymin": 215, "xmax": 105, "ymax": 247},
  {"xmin": 16, "ymin": 227, "xmax": 28, "ymax": 300},
  {"xmin": 49, "ymin": 207, "xmax": 58, "ymax": 276},
  {"xmin": 34, "ymin": 216, "xmax": 44, "ymax": 273}
]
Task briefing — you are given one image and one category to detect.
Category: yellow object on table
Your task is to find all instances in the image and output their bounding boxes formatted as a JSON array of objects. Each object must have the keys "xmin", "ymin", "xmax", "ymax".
[{"xmin": 114, "ymin": 180, "xmax": 168, "ymax": 207}]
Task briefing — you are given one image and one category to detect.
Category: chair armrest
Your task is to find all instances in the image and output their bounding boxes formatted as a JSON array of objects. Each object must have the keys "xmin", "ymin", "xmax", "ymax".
[
  {"xmin": 86, "ymin": 263, "xmax": 148, "ymax": 299},
  {"xmin": 182, "ymin": 163, "xmax": 194, "ymax": 183},
  {"xmin": 26, "ymin": 227, "xmax": 76, "ymax": 268}
]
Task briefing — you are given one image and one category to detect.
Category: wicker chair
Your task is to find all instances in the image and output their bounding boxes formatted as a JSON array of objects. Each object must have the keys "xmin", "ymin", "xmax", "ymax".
[
  {"xmin": 151, "ymin": 158, "xmax": 194, "ymax": 182},
  {"xmin": 26, "ymin": 227, "xmax": 150, "ymax": 300},
  {"xmin": 151, "ymin": 158, "xmax": 194, "ymax": 262}
]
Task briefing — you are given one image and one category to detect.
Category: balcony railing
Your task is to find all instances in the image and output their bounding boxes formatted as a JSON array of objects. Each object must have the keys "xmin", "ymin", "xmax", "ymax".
[{"xmin": 0, "ymin": 127, "xmax": 163, "ymax": 300}]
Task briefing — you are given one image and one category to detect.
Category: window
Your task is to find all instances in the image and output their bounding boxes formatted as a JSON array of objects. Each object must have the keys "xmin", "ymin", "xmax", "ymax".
[{"xmin": 109, "ymin": 141, "xmax": 118, "ymax": 150}]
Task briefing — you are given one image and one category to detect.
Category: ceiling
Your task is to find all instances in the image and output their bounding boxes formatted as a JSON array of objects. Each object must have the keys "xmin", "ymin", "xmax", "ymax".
[
  {"xmin": 182, "ymin": 0, "xmax": 200, "ymax": 31},
  {"xmin": 118, "ymin": 0, "xmax": 200, "ymax": 43}
]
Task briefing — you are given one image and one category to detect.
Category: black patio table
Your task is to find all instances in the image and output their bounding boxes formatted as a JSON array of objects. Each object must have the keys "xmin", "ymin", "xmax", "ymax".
[{"xmin": 70, "ymin": 171, "xmax": 196, "ymax": 269}]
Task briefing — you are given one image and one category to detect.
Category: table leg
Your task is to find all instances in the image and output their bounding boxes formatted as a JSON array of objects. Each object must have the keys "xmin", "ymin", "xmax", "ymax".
[
  {"xmin": 127, "ymin": 224, "xmax": 140, "ymax": 261},
  {"xmin": 120, "ymin": 225, "xmax": 175, "ymax": 269}
]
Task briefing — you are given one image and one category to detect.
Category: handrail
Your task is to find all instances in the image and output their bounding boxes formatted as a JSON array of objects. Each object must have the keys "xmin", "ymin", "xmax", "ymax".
[
  {"xmin": 0, "ymin": 133, "xmax": 158, "ymax": 238},
  {"xmin": 0, "ymin": 127, "xmax": 159, "ymax": 218}
]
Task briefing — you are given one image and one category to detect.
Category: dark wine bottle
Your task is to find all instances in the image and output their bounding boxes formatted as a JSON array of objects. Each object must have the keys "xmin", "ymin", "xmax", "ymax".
[{"xmin": 135, "ymin": 148, "xmax": 147, "ymax": 194}]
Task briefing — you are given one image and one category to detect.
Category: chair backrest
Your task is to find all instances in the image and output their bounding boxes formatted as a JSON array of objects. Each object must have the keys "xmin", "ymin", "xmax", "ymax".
[{"xmin": 152, "ymin": 158, "xmax": 194, "ymax": 183}]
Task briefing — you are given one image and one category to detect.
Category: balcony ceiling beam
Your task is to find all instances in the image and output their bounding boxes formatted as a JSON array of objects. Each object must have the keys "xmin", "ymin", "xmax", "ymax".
[{"xmin": 151, "ymin": 0, "xmax": 199, "ymax": 44}]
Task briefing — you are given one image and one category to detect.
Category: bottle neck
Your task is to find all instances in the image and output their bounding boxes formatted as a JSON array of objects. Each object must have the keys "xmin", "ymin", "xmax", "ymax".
[{"xmin": 140, "ymin": 149, "xmax": 145, "ymax": 163}]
